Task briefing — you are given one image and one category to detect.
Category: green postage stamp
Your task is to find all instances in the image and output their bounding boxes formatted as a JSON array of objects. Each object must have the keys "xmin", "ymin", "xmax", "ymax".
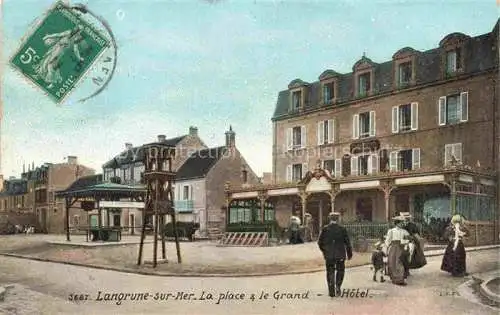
[{"xmin": 10, "ymin": 1, "xmax": 110, "ymax": 103}]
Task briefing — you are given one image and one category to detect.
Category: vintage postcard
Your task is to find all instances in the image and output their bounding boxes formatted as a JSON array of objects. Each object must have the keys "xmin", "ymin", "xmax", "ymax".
[{"xmin": 0, "ymin": 0, "xmax": 499, "ymax": 314}]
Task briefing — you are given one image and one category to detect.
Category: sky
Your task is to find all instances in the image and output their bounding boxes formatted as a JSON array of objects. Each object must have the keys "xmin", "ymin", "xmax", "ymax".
[{"xmin": 1, "ymin": 0, "xmax": 498, "ymax": 178}]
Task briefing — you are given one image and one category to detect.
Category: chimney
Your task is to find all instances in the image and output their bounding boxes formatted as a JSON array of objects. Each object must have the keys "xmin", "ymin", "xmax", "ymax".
[
  {"xmin": 67, "ymin": 156, "xmax": 77, "ymax": 164},
  {"xmin": 157, "ymin": 135, "xmax": 166, "ymax": 142},
  {"xmin": 189, "ymin": 126, "xmax": 198, "ymax": 136},
  {"xmin": 125, "ymin": 143, "xmax": 133, "ymax": 150},
  {"xmin": 225, "ymin": 125, "xmax": 235, "ymax": 148}
]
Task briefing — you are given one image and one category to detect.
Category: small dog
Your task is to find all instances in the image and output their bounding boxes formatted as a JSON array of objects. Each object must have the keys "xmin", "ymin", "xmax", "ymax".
[{"xmin": 371, "ymin": 241, "xmax": 386, "ymax": 282}]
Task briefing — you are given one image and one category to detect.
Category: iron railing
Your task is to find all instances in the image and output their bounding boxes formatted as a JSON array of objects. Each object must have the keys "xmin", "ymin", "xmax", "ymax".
[{"xmin": 344, "ymin": 222, "xmax": 390, "ymax": 239}]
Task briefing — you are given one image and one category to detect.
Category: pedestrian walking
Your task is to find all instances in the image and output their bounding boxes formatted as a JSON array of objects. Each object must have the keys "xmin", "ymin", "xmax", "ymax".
[
  {"xmin": 441, "ymin": 214, "xmax": 469, "ymax": 277},
  {"xmin": 317, "ymin": 212, "xmax": 353, "ymax": 297},
  {"xmin": 385, "ymin": 215, "xmax": 411, "ymax": 285},
  {"xmin": 371, "ymin": 241, "xmax": 386, "ymax": 282},
  {"xmin": 289, "ymin": 213, "xmax": 303, "ymax": 244},
  {"xmin": 400, "ymin": 212, "xmax": 427, "ymax": 273}
]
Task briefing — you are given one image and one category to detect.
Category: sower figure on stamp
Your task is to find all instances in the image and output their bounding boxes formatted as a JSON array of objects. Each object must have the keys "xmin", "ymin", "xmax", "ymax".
[
  {"xmin": 385, "ymin": 215, "xmax": 410, "ymax": 285},
  {"xmin": 317, "ymin": 212, "xmax": 353, "ymax": 297},
  {"xmin": 34, "ymin": 26, "xmax": 86, "ymax": 89}
]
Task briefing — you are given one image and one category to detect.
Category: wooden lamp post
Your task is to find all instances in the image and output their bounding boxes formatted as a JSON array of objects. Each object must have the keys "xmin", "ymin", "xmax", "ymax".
[{"xmin": 137, "ymin": 137, "xmax": 182, "ymax": 267}]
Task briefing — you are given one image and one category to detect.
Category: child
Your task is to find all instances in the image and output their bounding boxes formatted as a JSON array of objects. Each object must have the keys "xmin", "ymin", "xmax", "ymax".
[{"xmin": 371, "ymin": 241, "xmax": 386, "ymax": 282}]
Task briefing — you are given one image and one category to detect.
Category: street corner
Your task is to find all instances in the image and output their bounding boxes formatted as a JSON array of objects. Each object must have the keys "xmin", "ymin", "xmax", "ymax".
[
  {"xmin": 479, "ymin": 275, "xmax": 500, "ymax": 305},
  {"xmin": 9, "ymin": 0, "xmax": 116, "ymax": 104}
]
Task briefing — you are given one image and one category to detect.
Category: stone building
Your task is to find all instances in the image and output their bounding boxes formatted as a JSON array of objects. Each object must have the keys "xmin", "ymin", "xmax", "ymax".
[
  {"xmin": 99, "ymin": 126, "xmax": 207, "ymax": 232},
  {"xmin": 226, "ymin": 21, "xmax": 499, "ymax": 245},
  {"xmin": 172, "ymin": 126, "xmax": 259, "ymax": 237},
  {"xmin": 21, "ymin": 157, "xmax": 95, "ymax": 233}
]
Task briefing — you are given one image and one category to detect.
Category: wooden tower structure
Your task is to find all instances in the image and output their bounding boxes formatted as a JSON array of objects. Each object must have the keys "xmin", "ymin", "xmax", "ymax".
[{"xmin": 137, "ymin": 137, "xmax": 182, "ymax": 267}]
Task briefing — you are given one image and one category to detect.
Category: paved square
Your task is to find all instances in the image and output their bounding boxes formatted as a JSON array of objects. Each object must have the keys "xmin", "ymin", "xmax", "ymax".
[{"xmin": 10, "ymin": 1, "xmax": 109, "ymax": 103}]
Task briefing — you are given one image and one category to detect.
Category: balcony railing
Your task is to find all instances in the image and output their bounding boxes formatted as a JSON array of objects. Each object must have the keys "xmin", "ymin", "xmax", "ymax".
[{"xmin": 174, "ymin": 200, "xmax": 194, "ymax": 213}]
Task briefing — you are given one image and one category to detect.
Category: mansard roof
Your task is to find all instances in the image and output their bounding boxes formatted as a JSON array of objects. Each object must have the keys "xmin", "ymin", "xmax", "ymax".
[
  {"xmin": 439, "ymin": 32, "xmax": 471, "ymax": 47},
  {"xmin": 102, "ymin": 135, "xmax": 187, "ymax": 168},
  {"xmin": 392, "ymin": 47, "xmax": 419, "ymax": 59},
  {"xmin": 288, "ymin": 79, "xmax": 309, "ymax": 89},
  {"xmin": 272, "ymin": 23, "xmax": 498, "ymax": 121},
  {"xmin": 352, "ymin": 55, "xmax": 377, "ymax": 71}
]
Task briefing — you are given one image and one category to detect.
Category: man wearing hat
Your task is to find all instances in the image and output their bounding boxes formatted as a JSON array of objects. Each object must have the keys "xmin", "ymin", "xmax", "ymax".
[{"xmin": 317, "ymin": 212, "xmax": 353, "ymax": 297}]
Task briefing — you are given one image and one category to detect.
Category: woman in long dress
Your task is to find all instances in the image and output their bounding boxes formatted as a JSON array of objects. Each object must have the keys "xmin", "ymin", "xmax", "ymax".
[
  {"xmin": 385, "ymin": 216, "xmax": 411, "ymax": 285},
  {"xmin": 441, "ymin": 214, "xmax": 469, "ymax": 277},
  {"xmin": 400, "ymin": 213, "xmax": 427, "ymax": 271},
  {"xmin": 34, "ymin": 26, "xmax": 85, "ymax": 88}
]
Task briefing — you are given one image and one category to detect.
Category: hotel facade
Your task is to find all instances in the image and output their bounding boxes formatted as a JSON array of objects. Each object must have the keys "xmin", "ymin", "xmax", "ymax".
[{"xmin": 225, "ymin": 21, "xmax": 499, "ymax": 245}]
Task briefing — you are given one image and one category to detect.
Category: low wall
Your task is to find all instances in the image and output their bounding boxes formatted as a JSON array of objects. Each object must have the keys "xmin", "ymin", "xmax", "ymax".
[{"xmin": 463, "ymin": 221, "xmax": 496, "ymax": 246}]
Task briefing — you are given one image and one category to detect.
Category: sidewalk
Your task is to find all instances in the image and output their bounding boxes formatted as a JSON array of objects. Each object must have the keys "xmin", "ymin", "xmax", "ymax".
[
  {"xmin": 473, "ymin": 268, "xmax": 500, "ymax": 305},
  {"xmin": 0, "ymin": 283, "xmax": 90, "ymax": 315}
]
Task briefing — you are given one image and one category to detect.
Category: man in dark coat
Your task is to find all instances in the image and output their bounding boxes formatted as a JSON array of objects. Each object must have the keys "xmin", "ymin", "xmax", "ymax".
[{"xmin": 317, "ymin": 212, "xmax": 353, "ymax": 297}]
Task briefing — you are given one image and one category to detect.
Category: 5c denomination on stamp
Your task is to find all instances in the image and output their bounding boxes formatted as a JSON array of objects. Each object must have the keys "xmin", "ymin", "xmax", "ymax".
[{"xmin": 10, "ymin": 1, "xmax": 110, "ymax": 103}]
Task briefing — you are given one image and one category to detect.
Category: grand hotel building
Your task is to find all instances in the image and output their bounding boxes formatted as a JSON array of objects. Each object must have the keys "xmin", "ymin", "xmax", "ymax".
[{"xmin": 225, "ymin": 21, "xmax": 499, "ymax": 245}]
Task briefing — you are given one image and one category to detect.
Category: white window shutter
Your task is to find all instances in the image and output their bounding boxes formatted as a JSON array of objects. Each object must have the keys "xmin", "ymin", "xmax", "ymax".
[
  {"xmin": 352, "ymin": 114, "xmax": 359, "ymax": 139},
  {"xmin": 392, "ymin": 106, "xmax": 399, "ymax": 133},
  {"xmin": 371, "ymin": 154, "xmax": 379, "ymax": 174},
  {"xmin": 444, "ymin": 144, "xmax": 452, "ymax": 166},
  {"xmin": 301, "ymin": 125, "xmax": 306, "ymax": 148},
  {"xmin": 317, "ymin": 121, "xmax": 324, "ymax": 145},
  {"xmin": 367, "ymin": 155, "xmax": 373, "ymax": 174},
  {"xmin": 328, "ymin": 119, "xmax": 334, "ymax": 143},
  {"xmin": 190, "ymin": 184, "xmax": 194, "ymax": 200},
  {"xmin": 286, "ymin": 165, "xmax": 292, "ymax": 182},
  {"xmin": 460, "ymin": 92, "xmax": 468, "ymax": 122},
  {"xmin": 438, "ymin": 96, "xmax": 447, "ymax": 126},
  {"xmin": 412, "ymin": 148, "xmax": 420, "ymax": 170},
  {"xmin": 454, "ymin": 143, "xmax": 463, "ymax": 163},
  {"xmin": 320, "ymin": 160, "xmax": 325, "ymax": 169},
  {"xmin": 369, "ymin": 111, "xmax": 376, "ymax": 137},
  {"xmin": 302, "ymin": 163, "xmax": 308, "ymax": 179},
  {"xmin": 286, "ymin": 128, "xmax": 292, "ymax": 150},
  {"xmin": 351, "ymin": 156, "xmax": 358, "ymax": 176},
  {"xmin": 334, "ymin": 159, "xmax": 342, "ymax": 178},
  {"xmin": 411, "ymin": 102, "xmax": 418, "ymax": 130},
  {"xmin": 389, "ymin": 151, "xmax": 399, "ymax": 172}
]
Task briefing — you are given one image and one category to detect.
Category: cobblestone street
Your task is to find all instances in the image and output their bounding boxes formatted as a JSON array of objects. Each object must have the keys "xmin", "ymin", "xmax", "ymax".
[{"xmin": 0, "ymin": 247, "xmax": 498, "ymax": 315}]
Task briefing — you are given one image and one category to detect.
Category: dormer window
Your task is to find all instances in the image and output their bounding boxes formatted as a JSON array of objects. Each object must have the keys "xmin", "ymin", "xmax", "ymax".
[
  {"xmin": 322, "ymin": 81, "xmax": 335, "ymax": 104},
  {"xmin": 398, "ymin": 62, "xmax": 412, "ymax": 86},
  {"xmin": 318, "ymin": 70, "xmax": 339, "ymax": 105},
  {"xmin": 358, "ymin": 73, "xmax": 371, "ymax": 96},
  {"xmin": 392, "ymin": 47, "xmax": 417, "ymax": 89},
  {"xmin": 446, "ymin": 48, "xmax": 462, "ymax": 74},
  {"xmin": 439, "ymin": 33, "xmax": 469, "ymax": 78},
  {"xmin": 292, "ymin": 90, "xmax": 302, "ymax": 111}
]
